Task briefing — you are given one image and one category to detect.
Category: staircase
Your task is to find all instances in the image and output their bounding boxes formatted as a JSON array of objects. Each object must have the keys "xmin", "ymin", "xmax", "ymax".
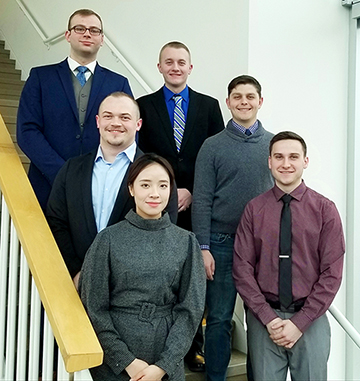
[{"xmin": 0, "ymin": 40, "xmax": 28, "ymax": 170}]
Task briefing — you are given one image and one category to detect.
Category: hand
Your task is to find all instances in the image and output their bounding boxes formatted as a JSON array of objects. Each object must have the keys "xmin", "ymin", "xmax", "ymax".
[
  {"xmin": 73, "ymin": 271, "xmax": 80, "ymax": 291},
  {"xmin": 177, "ymin": 188, "xmax": 192, "ymax": 212},
  {"xmin": 269, "ymin": 319, "xmax": 303, "ymax": 349},
  {"xmin": 266, "ymin": 317, "xmax": 283, "ymax": 337},
  {"xmin": 202, "ymin": 249, "xmax": 215, "ymax": 280},
  {"xmin": 131, "ymin": 365, "xmax": 166, "ymax": 381},
  {"xmin": 126, "ymin": 359, "xmax": 149, "ymax": 378}
]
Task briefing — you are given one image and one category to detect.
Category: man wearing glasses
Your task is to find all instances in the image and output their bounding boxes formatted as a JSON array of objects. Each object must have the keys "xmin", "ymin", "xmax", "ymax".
[{"xmin": 17, "ymin": 9, "xmax": 132, "ymax": 210}]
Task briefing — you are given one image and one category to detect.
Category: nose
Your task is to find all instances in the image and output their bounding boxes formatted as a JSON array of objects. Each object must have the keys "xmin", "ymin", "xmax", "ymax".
[
  {"xmin": 83, "ymin": 28, "xmax": 91, "ymax": 37},
  {"xmin": 282, "ymin": 157, "xmax": 291, "ymax": 167},
  {"xmin": 240, "ymin": 97, "xmax": 248, "ymax": 104},
  {"xmin": 149, "ymin": 188, "xmax": 160, "ymax": 198}
]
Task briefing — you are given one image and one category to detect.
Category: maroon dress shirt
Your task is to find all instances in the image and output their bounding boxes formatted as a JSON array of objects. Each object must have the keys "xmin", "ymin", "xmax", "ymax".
[{"xmin": 233, "ymin": 181, "xmax": 345, "ymax": 332}]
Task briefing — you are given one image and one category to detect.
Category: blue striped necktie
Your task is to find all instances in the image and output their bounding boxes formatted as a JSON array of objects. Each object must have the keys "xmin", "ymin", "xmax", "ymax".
[
  {"xmin": 173, "ymin": 95, "xmax": 185, "ymax": 152},
  {"xmin": 76, "ymin": 66, "xmax": 88, "ymax": 87}
]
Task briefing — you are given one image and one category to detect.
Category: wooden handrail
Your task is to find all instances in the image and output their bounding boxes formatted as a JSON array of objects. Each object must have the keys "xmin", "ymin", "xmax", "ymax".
[{"xmin": 0, "ymin": 114, "xmax": 103, "ymax": 372}]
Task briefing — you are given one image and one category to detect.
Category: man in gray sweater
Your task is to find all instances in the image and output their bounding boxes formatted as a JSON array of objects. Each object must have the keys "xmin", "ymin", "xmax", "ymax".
[{"xmin": 192, "ymin": 75, "xmax": 274, "ymax": 381}]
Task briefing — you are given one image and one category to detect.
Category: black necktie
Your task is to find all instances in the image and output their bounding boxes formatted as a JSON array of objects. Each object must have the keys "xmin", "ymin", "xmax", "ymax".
[{"xmin": 279, "ymin": 194, "xmax": 293, "ymax": 309}]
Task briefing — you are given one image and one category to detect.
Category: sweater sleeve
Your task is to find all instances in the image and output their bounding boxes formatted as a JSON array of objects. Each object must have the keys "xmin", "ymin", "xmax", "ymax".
[
  {"xmin": 155, "ymin": 233, "xmax": 206, "ymax": 377},
  {"xmin": 192, "ymin": 140, "xmax": 217, "ymax": 246},
  {"xmin": 79, "ymin": 230, "xmax": 136, "ymax": 375}
]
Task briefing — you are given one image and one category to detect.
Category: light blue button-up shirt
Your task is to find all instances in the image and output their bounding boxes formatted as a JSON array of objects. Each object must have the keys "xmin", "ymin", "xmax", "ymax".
[{"xmin": 92, "ymin": 142, "xmax": 137, "ymax": 232}]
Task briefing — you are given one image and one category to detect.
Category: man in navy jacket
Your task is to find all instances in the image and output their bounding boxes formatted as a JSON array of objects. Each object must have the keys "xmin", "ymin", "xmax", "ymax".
[{"xmin": 17, "ymin": 9, "xmax": 132, "ymax": 210}]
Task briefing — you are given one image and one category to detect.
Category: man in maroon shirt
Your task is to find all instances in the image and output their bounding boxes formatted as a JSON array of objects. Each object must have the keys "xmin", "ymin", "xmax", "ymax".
[{"xmin": 233, "ymin": 131, "xmax": 345, "ymax": 380}]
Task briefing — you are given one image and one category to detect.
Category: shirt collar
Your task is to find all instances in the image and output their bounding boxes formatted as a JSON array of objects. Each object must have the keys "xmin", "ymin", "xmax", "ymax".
[
  {"xmin": 231, "ymin": 119, "xmax": 259, "ymax": 135},
  {"xmin": 67, "ymin": 57, "xmax": 97, "ymax": 75},
  {"xmin": 163, "ymin": 85, "xmax": 189, "ymax": 103},
  {"xmin": 272, "ymin": 180, "xmax": 307, "ymax": 202},
  {"xmin": 95, "ymin": 141, "xmax": 137, "ymax": 164}
]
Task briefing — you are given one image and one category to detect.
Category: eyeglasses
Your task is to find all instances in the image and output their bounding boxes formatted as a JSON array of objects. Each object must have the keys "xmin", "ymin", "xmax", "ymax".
[{"xmin": 69, "ymin": 25, "xmax": 102, "ymax": 36}]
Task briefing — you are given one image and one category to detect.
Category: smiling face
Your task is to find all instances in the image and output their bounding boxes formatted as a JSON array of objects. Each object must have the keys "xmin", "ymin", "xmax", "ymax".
[
  {"xmin": 129, "ymin": 163, "xmax": 171, "ymax": 220},
  {"xmin": 269, "ymin": 139, "xmax": 309, "ymax": 193},
  {"xmin": 96, "ymin": 95, "xmax": 142, "ymax": 153},
  {"xmin": 157, "ymin": 47, "xmax": 193, "ymax": 93},
  {"xmin": 226, "ymin": 83, "xmax": 263, "ymax": 128},
  {"xmin": 65, "ymin": 14, "xmax": 103, "ymax": 64}
]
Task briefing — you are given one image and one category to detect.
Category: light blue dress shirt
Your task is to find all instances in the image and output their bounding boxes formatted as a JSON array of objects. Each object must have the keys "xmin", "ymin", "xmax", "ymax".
[{"xmin": 92, "ymin": 142, "xmax": 137, "ymax": 232}]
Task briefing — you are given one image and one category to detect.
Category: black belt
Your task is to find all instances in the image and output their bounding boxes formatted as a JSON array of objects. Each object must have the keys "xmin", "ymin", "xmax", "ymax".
[{"xmin": 267, "ymin": 299, "xmax": 305, "ymax": 313}]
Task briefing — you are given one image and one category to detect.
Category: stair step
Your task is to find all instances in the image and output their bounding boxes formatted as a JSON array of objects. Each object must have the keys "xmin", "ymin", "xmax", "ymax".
[
  {"xmin": 0, "ymin": 65, "xmax": 21, "ymax": 75},
  {"xmin": 185, "ymin": 350, "xmax": 246, "ymax": 381},
  {"xmin": 0, "ymin": 71, "xmax": 21, "ymax": 80},
  {"xmin": 0, "ymin": 56, "xmax": 16, "ymax": 64}
]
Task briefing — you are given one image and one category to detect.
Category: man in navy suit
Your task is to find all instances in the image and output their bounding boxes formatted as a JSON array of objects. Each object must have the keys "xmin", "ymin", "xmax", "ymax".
[
  {"xmin": 17, "ymin": 9, "xmax": 132, "ymax": 210},
  {"xmin": 137, "ymin": 41, "xmax": 224, "ymax": 372}
]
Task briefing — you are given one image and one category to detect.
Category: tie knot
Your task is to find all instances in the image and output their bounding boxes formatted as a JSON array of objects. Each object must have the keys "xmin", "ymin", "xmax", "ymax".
[
  {"xmin": 245, "ymin": 129, "xmax": 252, "ymax": 136},
  {"xmin": 77, "ymin": 66, "xmax": 88, "ymax": 74},
  {"xmin": 173, "ymin": 95, "xmax": 182, "ymax": 104},
  {"xmin": 281, "ymin": 194, "xmax": 292, "ymax": 204}
]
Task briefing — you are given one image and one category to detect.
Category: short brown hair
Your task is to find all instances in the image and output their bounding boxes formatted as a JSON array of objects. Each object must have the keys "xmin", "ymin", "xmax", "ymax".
[
  {"xmin": 269, "ymin": 131, "xmax": 307, "ymax": 156},
  {"xmin": 128, "ymin": 153, "xmax": 175, "ymax": 200},
  {"xmin": 159, "ymin": 41, "xmax": 191, "ymax": 62},
  {"xmin": 68, "ymin": 9, "xmax": 103, "ymax": 32},
  {"xmin": 98, "ymin": 92, "xmax": 140, "ymax": 119},
  {"xmin": 228, "ymin": 75, "xmax": 262, "ymax": 97}
]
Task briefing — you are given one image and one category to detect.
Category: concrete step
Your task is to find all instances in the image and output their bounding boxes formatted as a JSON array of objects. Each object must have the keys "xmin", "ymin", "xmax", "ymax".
[{"xmin": 185, "ymin": 349, "xmax": 246, "ymax": 381}]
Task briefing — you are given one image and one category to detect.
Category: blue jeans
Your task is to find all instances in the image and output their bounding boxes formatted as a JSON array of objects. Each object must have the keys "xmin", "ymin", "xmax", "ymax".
[{"xmin": 205, "ymin": 233, "xmax": 237, "ymax": 381}]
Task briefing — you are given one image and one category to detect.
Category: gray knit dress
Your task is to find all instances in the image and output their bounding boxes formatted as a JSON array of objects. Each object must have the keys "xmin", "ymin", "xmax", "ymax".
[{"xmin": 79, "ymin": 210, "xmax": 206, "ymax": 381}]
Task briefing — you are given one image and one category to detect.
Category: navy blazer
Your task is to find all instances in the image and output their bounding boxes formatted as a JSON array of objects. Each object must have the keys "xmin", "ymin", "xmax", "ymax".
[
  {"xmin": 137, "ymin": 87, "xmax": 224, "ymax": 194},
  {"xmin": 46, "ymin": 147, "xmax": 178, "ymax": 278},
  {"xmin": 17, "ymin": 59, "xmax": 132, "ymax": 209}
]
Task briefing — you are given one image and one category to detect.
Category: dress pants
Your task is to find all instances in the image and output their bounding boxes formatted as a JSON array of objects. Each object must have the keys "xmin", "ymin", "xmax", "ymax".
[
  {"xmin": 246, "ymin": 309, "xmax": 330, "ymax": 381},
  {"xmin": 205, "ymin": 233, "xmax": 237, "ymax": 381}
]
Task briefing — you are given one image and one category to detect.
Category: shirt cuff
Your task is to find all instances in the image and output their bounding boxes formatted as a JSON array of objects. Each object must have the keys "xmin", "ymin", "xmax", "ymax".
[{"xmin": 200, "ymin": 245, "xmax": 210, "ymax": 250}]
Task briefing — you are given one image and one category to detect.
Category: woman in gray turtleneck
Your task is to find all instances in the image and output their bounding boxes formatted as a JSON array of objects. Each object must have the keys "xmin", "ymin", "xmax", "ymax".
[{"xmin": 80, "ymin": 153, "xmax": 206, "ymax": 381}]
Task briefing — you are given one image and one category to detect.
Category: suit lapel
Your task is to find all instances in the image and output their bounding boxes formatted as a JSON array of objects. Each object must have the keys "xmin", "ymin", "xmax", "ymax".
[
  {"xmin": 86, "ymin": 63, "xmax": 105, "ymax": 123},
  {"xmin": 151, "ymin": 89, "xmax": 178, "ymax": 153},
  {"xmin": 180, "ymin": 88, "xmax": 199, "ymax": 152},
  {"xmin": 81, "ymin": 151, "xmax": 98, "ymax": 237},
  {"xmin": 107, "ymin": 148, "xmax": 143, "ymax": 226},
  {"xmin": 57, "ymin": 60, "xmax": 79, "ymax": 121}
]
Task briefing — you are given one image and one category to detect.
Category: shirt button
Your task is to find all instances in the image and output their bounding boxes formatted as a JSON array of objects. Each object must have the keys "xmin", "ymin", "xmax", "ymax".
[
  {"xmin": 81, "ymin": 93, "xmax": 87, "ymax": 98},
  {"xmin": 76, "ymin": 134, "xmax": 81, "ymax": 139},
  {"xmin": 81, "ymin": 108, "xmax": 86, "ymax": 112}
]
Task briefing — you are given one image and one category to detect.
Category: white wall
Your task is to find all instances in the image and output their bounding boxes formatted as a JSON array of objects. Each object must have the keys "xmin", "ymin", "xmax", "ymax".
[{"xmin": 0, "ymin": 0, "xmax": 355, "ymax": 378}]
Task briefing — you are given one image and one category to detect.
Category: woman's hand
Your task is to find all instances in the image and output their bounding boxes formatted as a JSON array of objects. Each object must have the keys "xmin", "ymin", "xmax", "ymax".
[
  {"xmin": 125, "ymin": 359, "xmax": 149, "ymax": 378},
  {"xmin": 130, "ymin": 365, "xmax": 166, "ymax": 381}
]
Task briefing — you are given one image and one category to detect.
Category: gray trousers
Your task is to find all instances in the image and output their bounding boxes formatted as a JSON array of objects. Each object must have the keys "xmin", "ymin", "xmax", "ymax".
[{"xmin": 246, "ymin": 309, "xmax": 330, "ymax": 381}]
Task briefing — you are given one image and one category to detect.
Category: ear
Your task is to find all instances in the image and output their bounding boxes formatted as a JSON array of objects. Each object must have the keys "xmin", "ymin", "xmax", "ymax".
[
  {"xmin": 268, "ymin": 156, "xmax": 272, "ymax": 170},
  {"xmin": 225, "ymin": 97, "xmax": 230, "ymax": 109},
  {"xmin": 157, "ymin": 63, "xmax": 162, "ymax": 74},
  {"xmin": 136, "ymin": 118, "xmax": 143, "ymax": 132},
  {"xmin": 128, "ymin": 185, "xmax": 134, "ymax": 197},
  {"xmin": 258, "ymin": 97, "xmax": 264, "ymax": 109},
  {"xmin": 188, "ymin": 64, "xmax": 193, "ymax": 75},
  {"xmin": 303, "ymin": 156, "xmax": 309, "ymax": 169},
  {"xmin": 65, "ymin": 30, "xmax": 71, "ymax": 43},
  {"xmin": 96, "ymin": 115, "xmax": 100, "ymax": 130}
]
